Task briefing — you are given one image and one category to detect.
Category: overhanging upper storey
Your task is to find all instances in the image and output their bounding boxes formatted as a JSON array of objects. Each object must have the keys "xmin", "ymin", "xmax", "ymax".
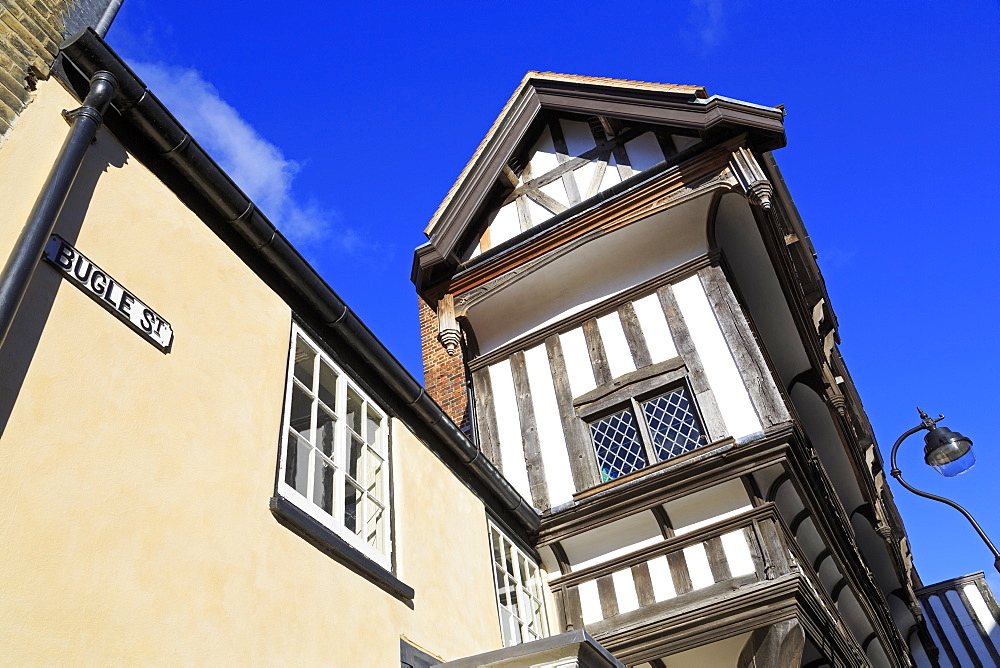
[{"xmin": 412, "ymin": 72, "xmax": 786, "ymax": 291}]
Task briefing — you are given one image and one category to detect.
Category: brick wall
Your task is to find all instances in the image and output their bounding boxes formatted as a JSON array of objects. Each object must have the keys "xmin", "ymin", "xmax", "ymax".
[
  {"xmin": 0, "ymin": 0, "xmax": 113, "ymax": 143},
  {"xmin": 418, "ymin": 296, "xmax": 470, "ymax": 432}
]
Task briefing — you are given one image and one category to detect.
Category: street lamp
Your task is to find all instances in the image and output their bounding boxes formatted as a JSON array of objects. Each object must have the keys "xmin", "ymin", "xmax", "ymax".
[{"xmin": 890, "ymin": 408, "xmax": 1000, "ymax": 573}]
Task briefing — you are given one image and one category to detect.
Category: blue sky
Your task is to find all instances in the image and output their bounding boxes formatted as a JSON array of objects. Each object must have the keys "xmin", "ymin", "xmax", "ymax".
[{"xmin": 108, "ymin": 2, "xmax": 999, "ymax": 588}]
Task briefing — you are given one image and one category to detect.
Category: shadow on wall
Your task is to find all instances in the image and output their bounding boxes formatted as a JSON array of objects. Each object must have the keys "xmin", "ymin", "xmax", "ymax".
[{"xmin": 0, "ymin": 129, "xmax": 128, "ymax": 439}]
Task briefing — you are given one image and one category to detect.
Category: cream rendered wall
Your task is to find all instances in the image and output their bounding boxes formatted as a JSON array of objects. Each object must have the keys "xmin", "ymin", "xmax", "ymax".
[{"xmin": 0, "ymin": 79, "xmax": 502, "ymax": 665}]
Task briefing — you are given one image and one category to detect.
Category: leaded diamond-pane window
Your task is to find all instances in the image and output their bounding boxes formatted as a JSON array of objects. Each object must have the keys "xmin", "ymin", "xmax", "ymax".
[
  {"xmin": 588, "ymin": 385, "xmax": 706, "ymax": 481},
  {"xmin": 591, "ymin": 409, "xmax": 647, "ymax": 482},
  {"xmin": 641, "ymin": 388, "xmax": 704, "ymax": 461}
]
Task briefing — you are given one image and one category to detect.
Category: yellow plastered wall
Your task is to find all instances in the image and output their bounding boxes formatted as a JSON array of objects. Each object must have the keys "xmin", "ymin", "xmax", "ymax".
[{"xmin": 0, "ymin": 79, "xmax": 502, "ymax": 665}]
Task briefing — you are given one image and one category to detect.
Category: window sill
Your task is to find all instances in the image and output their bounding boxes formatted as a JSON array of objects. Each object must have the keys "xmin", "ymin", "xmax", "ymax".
[
  {"xmin": 269, "ymin": 495, "xmax": 415, "ymax": 603},
  {"xmin": 572, "ymin": 437, "xmax": 736, "ymax": 502}
]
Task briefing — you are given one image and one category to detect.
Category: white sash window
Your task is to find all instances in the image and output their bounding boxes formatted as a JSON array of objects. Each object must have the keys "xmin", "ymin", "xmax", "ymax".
[{"xmin": 278, "ymin": 324, "xmax": 391, "ymax": 567}]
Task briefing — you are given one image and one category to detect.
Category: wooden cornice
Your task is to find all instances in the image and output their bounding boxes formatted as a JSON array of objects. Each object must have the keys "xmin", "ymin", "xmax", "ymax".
[
  {"xmin": 536, "ymin": 424, "xmax": 798, "ymax": 546},
  {"xmin": 592, "ymin": 573, "xmax": 865, "ymax": 666}
]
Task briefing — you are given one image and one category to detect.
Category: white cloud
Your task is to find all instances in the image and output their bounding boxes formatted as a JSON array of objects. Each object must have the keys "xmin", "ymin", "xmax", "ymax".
[
  {"xmin": 689, "ymin": 0, "xmax": 726, "ymax": 51},
  {"xmin": 131, "ymin": 62, "xmax": 335, "ymax": 246}
]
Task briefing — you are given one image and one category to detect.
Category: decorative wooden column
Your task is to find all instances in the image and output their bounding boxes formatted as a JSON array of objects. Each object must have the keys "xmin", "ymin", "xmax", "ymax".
[
  {"xmin": 437, "ymin": 293, "xmax": 461, "ymax": 356},
  {"xmin": 729, "ymin": 146, "xmax": 773, "ymax": 211}
]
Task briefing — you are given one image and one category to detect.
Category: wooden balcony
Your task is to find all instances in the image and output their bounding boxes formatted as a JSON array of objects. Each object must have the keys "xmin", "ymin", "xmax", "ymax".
[{"xmin": 547, "ymin": 504, "xmax": 867, "ymax": 665}]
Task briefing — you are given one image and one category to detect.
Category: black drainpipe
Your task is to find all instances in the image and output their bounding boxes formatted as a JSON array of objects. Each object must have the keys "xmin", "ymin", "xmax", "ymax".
[{"xmin": 0, "ymin": 70, "xmax": 118, "ymax": 348}]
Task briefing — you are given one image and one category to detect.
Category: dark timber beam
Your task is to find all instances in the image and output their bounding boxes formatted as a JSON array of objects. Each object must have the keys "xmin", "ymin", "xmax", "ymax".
[{"xmin": 736, "ymin": 619, "xmax": 806, "ymax": 668}]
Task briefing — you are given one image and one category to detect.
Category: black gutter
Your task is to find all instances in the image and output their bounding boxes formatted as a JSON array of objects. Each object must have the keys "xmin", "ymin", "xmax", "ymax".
[
  {"xmin": 57, "ymin": 28, "xmax": 540, "ymax": 533},
  {"xmin": 0, "ymin": 69, "xmax": 118, "ymax": 348}
]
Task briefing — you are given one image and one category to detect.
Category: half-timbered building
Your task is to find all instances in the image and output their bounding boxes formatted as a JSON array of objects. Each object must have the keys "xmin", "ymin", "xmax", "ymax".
[
  {"xmin": 413, "ymin": 72, "xmax": 975, "ymax": 666},
  {"xmin": 2, "ymin": 6, "xmax": 998, "ymax": 664}
]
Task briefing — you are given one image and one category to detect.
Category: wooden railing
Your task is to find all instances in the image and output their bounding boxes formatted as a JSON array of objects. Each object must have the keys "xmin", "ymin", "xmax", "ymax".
[{"xmin": 548, "ymin": 504, "xmax": 793, "ymax": 631}]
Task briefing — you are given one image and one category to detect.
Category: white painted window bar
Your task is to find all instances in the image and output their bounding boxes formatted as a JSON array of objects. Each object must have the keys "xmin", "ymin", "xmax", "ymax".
[
  {"xmin": 489, "ymin": 520, "xmax": 549, "ymax": 647},
  {"xmin": 278, "ymin": 324, "xmax": 391, "ymax": 567}
]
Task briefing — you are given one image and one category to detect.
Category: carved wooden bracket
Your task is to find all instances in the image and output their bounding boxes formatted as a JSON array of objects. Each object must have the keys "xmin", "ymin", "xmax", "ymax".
[
  {"xmin": 737, "ymin": 619, "xmax": 805, "ymax": 667},
  {"xmin": 437, "ymin": 293, "xmax": 461, "ymax": 356},
  {"xmin": 729, "ymin": 146, "xmax": 773, "ymax": 210}
]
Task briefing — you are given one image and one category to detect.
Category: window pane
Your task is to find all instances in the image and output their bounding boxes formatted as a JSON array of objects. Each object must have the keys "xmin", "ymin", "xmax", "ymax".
[
  {"xmin": 518, "ymin": 550, "xmax": 530, "ymax": 587},
  {"xmin": 499, "ymin": 607, "xmax": 520, "ymax": 646},
  {"xmin": 641, "ymin": 388, "xmax": 704, "ymax": 461},
  {"xmin": 346, "ymin": 388, "xmax": 363, "ymax": 435},
  {"xmin": 491, "ymin": 529, "xmax": 503, "ymax": 565},
  {"xmin": 366, "ymin": 448, "xmax": 383, "ymax": 499},
  {"xmin": 344, "ymin": 481, "xmax": 363, "ymax": 535},
  {"xmin": 505, "ymin": 575, "xmax": 520, "ymax": 617},
  {"xmin": 366, "ymin": 504, "xmax": 383, "ymax": 551},
  {"xmin": 366, "ymin": 408, "xmax": 381, "ymax": 445},
  {"xmin": 529, "ymin": 596, "xmax": 545, "ymax": 632},
  {"xmin": 590, "ymin": 409, "xmax": 647, "ymax": 481},
  {"xmin": 318, "ymin": 360, "xmax": 337, "ymax": 409},
  {"xmin": 293, "ymin": 337, "xmax": 315, "ymax": 388},
  {"xmin": 347, "ymin": 435, "xmax": 364, "ymax": 480},
  {"xmin": 312, "ymin": 456, "xmax": 335, "ymax": 515},
  {"xmin": 317, "ymin": 406, "xmax": 336, "ymax": 458},
  {"xmin": 289, "ymin": 382, "xmax": 313, "ymax": 442},
  {"xmin": 284, "ymin": 431, "xmax": 310, "ymax": 497}
]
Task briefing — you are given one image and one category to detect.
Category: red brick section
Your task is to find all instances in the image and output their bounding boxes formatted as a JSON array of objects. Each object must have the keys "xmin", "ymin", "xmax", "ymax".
[{"xmin": 418, "ymin": 296, "xmax": 470, "ymax": 432}]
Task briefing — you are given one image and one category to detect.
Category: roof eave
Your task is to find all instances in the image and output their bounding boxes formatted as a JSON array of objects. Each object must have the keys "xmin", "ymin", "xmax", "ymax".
[{"xmin": 415, "ymin": 77, "xmax": 785, "ymax": 290}]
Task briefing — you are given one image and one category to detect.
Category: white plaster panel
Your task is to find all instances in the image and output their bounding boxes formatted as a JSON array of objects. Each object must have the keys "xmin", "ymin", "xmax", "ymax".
[
  {"xmin": 528, "ymin": 126, "xmax": 559, "ymax": 176},
  {"xmin": 659, "ymin": 633, "xmax": 751, "ymax": 667},
  {"xmin": 963, "ymin": 583, "xmax": 1000, "ymax": 647},
  {"xmin": 577, "ymin": 579, "xmax": 603, "ymax": 625},
  {"xmin": 672, "ymin": 134, "xmax": 700, "ymax": 152},
  {"xmin": 665, "ymin": 479, "xmax": 752, "ymax": 535},
  {"xmin": 624, "ymin": 132, "xmax": 665, "ymax": 172},
  {"xmin": 910, "ymin": 637, "xmax": 933, "ymax": 668},
  {"xmin": 561, "ymin": 119, "xmax": 596, "ymax": 156},
  {"xmin": 922, "ymin": 614, "xmax": 954, "ymax": 668},
  {"xmin": 562, "ymin": 511, "xmax": 662, "ymax": 571},
  {"xmin": 600, "ymin": 154, "xmax": 622, "ymax": 191},
  {"xmin": 612, "ymin": 568, "xmax": 640, "ymax": 614},
  {"xmin": 683, "ymin": 543, "xmax": 715, "ymax": 590},
  {"xmin": 596, "ymin": 312, "xmax": 636, "ymax": 379},
  {"xmin": 573, "ymin": 160, "xmax": 598, "ymax": 198},
  {"xmin": 524, "ymin": 344, "xmax": 575, "ymax": 508},
  {"xmin": 673, "ymin": 275, "xmax": 762, "ymax": 440},
  {"xmin": 539, "ymin": 178, "xmax": 569, "ymax": 208},
  {"xmin": 632, "ymin": 293, "xmax": 677, "ymax": 363},
  {"xmin": 467, "ymin": 196, "xmax": 712, "ymax": 353},
  {"xmin": 487, "ymin": 360, "xmax": 533, "ymax": 504},
  {"xmin": 946, "ymin": 589, "xmax": 994, "ymax": 662},
  {"xmin": 647, "ymin": 555, "xmax": 676, "ymax": 601},
  {"xmin": 559, "ymin": 328, "xmax": 596, "ymax": 397},
  {"xmin": 929, "ymin": 596, "xmax": 974, "ymax": 668},
  {"xmin": 720, "ymin": 529, "xmax": 755, "ymax": 577},
  {"xmin": 488, "ymin": 201, "xmax": 520, "ymax": 249},
  {"xmin": 525, "ymin": 196, "xmax": 552, "ymax": 229}
]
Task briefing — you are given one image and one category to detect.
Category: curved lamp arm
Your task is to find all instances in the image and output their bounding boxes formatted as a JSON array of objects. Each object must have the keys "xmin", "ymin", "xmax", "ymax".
[{"xmin": 890, "ymin": 421, "xmax": 1000, "ymax": 574}]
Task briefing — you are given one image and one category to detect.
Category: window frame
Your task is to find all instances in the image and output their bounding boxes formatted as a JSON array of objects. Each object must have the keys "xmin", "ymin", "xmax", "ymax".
[
  {"xmin": 575, "ymin": 359, "xmax": 710, "ymax": 481},
  {"xmin": 488, "ymin": 519, "xmax": 549, "ymax": 648},
  {"xmin": 276, "ymin": 323, "xmax": 392, "ymax": 569}
]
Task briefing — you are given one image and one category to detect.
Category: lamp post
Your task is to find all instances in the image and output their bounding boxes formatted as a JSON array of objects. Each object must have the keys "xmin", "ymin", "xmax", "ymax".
[{"xmin": 889, "ymin": 408, "xmax": 1000, "ymax": 574}]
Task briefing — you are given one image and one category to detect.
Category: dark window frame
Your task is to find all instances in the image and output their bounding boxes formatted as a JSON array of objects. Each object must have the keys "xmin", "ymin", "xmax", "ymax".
[{"xmin": 574, "ymin": 359, "xmax": 710, "ymax": 481}]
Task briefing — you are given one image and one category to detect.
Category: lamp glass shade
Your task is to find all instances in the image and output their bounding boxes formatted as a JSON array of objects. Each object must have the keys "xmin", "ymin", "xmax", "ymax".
[{"xmin": 924, "ymin": 427, "xmax": 976, "ymax": 477}]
